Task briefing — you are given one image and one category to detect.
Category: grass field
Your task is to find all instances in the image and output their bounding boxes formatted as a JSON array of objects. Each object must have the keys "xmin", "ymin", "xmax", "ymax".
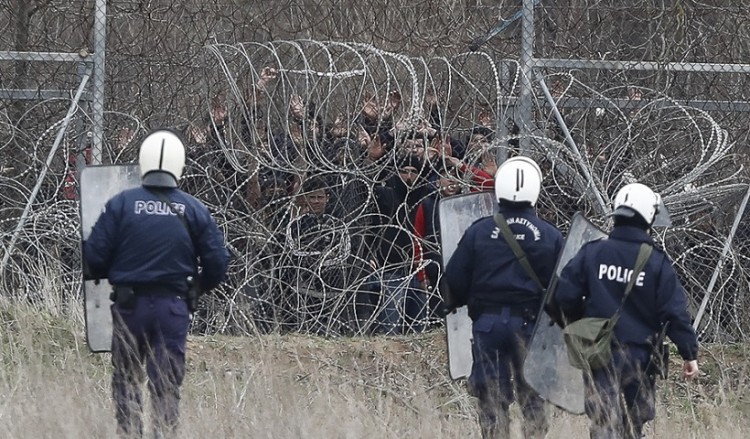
[{"xmin": 1, "ymin": 296, "xmax": 748, "ymax": 438}]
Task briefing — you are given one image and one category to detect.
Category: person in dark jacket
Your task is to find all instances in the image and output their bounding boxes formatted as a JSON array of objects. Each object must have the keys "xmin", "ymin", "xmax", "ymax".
[
  {"xmin": 84, "ymin": 128, "xmax": 230, "ymax": 438},
  {"xmin": 444, "ymin": 156, "xmax": 563, "ymax": 439},
  {"xmin": 413, "ymin": 168, "xmax": 462, "ymax": 314},
  {"xmin": 370, "ymin": 153, "xmax": 431, "ymax": 334},
  {"xmin": 554, "ymin": 182, "xmax": 699, "ymax": 439},
  {"xmin": 280, "ymin": 175, "xmax": 352, "ymax": 334}
]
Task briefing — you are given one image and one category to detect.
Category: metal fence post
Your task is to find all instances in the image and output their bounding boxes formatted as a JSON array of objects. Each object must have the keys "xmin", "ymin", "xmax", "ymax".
[
  {"xmin": 91, "ymin": 0, "xmax": 107, "ymax": 165},
  {"xmin": 693, "ymin": 184, "xmax": 750, "ymax": 331},
  {"xmin": 536, "ymin": 72, "xmax": 608, "ymax": 215},
  {"xmin": 0, "ymin": 74, "xmax": 92, "ymax": 274},
  {"xmin": 517, "ymin": 0, "xmax": 536, "ymax": 155},
  {"xmin": 495, "ymin": 59, "xmax": 510, "ymax": 164}
]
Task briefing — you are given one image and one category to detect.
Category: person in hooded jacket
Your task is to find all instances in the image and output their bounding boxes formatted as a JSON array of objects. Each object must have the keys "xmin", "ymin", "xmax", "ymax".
[
  {"xmin": 444, "ymin": 156, "xmax": 563, "ymax": 439},
  {"xmin": 84, "ymin": 128, "xmax": 230, "ymax": 438},
  {"xmin": 369, "ymin": 152, "xmax": 431, "ymax": 334},
  {"xmin": 554, "ymin": 183, "xmax": 699, "ymax": 439}
]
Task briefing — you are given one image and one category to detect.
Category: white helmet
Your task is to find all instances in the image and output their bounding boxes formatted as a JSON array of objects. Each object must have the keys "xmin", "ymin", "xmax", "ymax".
[
  {"xmin": 612, "ymin": 183, "xmax": 661, "ymax": 225},
  {"xmin": 494, "ymin": 156, "xmax": 543, "ymax": 206},
  {"xmin": 138, "ymin": 129, "xmax": 186, "ymax": 187}
]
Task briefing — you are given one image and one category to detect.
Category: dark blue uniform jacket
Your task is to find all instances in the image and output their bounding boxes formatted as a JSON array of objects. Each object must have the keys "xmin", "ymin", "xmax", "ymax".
[
  {"xmin": 444, "ymin": 206, "xmax": 564, "ymax": 319},
  {"xmin": 84, "ymin": 186, "xmax": 229, "ymax": 291},
  {"xmin": 554, "ymin": 225, "xmax": 698, "ymax": 361}
]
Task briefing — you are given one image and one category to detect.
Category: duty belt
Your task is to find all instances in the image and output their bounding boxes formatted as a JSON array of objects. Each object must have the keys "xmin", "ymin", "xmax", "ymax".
[
  {"xmin": 131, "ymin": 284, "xmax": 185, "ymax": 297},
  {"xmin": 477, "ymin": 304, "xmax": 537, "ymax": 320}
]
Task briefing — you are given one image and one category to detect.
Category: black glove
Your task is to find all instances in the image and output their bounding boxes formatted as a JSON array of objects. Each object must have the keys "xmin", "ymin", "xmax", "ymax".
[
  {"xmin": 436, "ymin": 302, "xmax": 457, "ymax": 318},
  {"xmin": 81, "ymin": 257, "xmax": 101, "ymax": 281},
  {"xmin": 543, "ymin": 302, "xmax": 565, "ymax": 328}
]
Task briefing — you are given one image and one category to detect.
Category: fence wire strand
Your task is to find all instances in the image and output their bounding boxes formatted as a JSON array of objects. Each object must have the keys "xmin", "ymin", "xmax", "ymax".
[{"xmin": 1, "ymin": 0, "xmax": 750, "ymax": 341}]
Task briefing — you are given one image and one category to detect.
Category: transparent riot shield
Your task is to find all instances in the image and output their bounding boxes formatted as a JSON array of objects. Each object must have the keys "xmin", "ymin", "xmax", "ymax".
[
  {"xmin": 80, "ymin": 164, "xmax": 141, "ymax": 353},
  {"xmin": 522, "ymin": 212, "xmax": 607, "ymax": 414},
  {"xmin": 438, "ymin": 191, "xmax": 497, "ymax": 379}
]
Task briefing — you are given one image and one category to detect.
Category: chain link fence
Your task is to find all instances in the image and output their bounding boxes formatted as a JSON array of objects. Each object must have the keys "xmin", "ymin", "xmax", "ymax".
[{"xmin": 1, "ymin": 0, "xmax": 749, "ymax": 341}]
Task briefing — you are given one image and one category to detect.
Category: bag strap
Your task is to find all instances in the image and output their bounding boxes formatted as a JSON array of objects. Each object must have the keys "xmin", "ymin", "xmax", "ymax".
[
  {"xmin": 148, "ymin": 188, "xmax": 192, "ymax": 235},
  {"xmin": 493, "ymin": 213, "xmax": 545, "ymax": 292},
  {"xmin": 611, "ymin": 243, "xmax": 653, "ymax": 323}
]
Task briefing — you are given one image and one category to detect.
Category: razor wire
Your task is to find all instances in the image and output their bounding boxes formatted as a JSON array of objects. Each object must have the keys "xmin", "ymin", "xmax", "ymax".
[{"xmin": 1, "ymin": 1, "xmax": 750, "ymax": 341}]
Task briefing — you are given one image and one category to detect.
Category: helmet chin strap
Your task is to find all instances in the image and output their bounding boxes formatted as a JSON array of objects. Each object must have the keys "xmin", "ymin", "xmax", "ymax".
[{"xmin": 142, "ymin": 171, "xmax": 178, "ymax": 188}]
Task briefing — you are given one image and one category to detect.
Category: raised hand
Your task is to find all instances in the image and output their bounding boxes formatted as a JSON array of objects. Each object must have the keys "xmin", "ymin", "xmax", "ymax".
[{"xmin": 257, "ymin": 66, "xmax": 278, "ymax": 89}]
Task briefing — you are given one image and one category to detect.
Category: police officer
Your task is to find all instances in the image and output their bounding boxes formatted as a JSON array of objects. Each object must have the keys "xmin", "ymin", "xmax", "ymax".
[
  {"xmin": 84, "ymin": 129, "xmax": 230, "ymax": 437},
  {"xmin": 554, "ymin": 183, "xmax": 699, "ymax": 439},
  {"xmin": 444, "ymin": 156, "xmax": 563, "ymax": 439}
]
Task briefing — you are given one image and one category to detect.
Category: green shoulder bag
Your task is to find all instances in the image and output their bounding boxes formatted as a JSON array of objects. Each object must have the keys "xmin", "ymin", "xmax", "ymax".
[{"xmin": 563, "ymin": 243, "xmax": 652, "ymax": 371}]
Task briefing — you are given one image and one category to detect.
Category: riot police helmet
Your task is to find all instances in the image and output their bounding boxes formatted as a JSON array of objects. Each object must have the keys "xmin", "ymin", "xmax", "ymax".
[
  {"xmin": 494, "ymin": 156, "xmax": 543, "ymax": 206},
  {"xmin": 138, "ymin": 128, "xmax": 186, "ymax": 188},
  {"xmin": 612, "ymin": 182, "xmax": 661, "ymax": 226}
]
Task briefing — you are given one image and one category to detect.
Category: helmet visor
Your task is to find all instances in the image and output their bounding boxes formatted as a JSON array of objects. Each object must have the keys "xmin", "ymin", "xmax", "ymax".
[
  {"xmin": 652, "ymin": 197, "xmax": 672, "ymax": 227},
  {"xmin": 610, "ymin": 199, "xmax": 672, "ymax": 226}
]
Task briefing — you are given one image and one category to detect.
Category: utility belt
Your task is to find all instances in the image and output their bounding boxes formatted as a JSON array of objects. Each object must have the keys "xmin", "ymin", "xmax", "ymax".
[
  {"xmin": 110, "ymin": 283, "xmax": 188, "ymax": 309},
  {"xmin": 470, "ymin": 302, "xmax": 538, "ymax": 322}
]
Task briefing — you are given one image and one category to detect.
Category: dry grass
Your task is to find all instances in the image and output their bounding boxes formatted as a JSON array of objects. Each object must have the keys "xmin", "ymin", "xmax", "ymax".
[{"xmin": 0, "ymin": 295, "xmax": 748, "ymax": 438}]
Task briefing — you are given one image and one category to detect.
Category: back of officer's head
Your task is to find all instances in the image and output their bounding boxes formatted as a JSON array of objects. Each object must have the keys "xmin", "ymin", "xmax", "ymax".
[
  {"xmin": 611, "ymin": 182, "xmax": 661, "ymax": 229},
  {"xmin": 494, "ymin": 156, "xmax": 542, "ymax": 208},
  {"xmin": 138, "ymin": 128, "xmax": 186, "ymax": 188}
]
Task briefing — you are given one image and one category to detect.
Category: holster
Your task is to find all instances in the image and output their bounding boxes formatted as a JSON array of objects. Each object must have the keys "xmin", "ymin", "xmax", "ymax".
[
  {"xmin": 186, "ymin": 276, "xmax": 202, "ymax": 313},
  {"xmin": 110, "ymin": 285, "xmax": 137, "ymax": 309},
  {"xmin": 647, "ymin": 341, "xmax": 670, "ymax": 380}
]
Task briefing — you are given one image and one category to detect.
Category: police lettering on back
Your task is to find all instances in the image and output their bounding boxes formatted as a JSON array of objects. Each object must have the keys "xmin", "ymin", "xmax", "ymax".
[
  {"xmin": 554, "ymin": 182, "xmax": 699, "ymax": 439},
  {"xmin": 443, "ymin": 156, "xmax": 564, "ymax": 439},
  {"xmin": 83, "ymin": 128, "xmax": 230, "ymax": 437},
  {"xmin": 598, "ymin": 264, "xmax": 645, "ymax": 286},
  {"xmin": 489, "ymin": 216, "xmax": 542, "ymax": 241},
  {"xmin": 134, "ymin": 199, "xmax": 186, "ymax": 216}
]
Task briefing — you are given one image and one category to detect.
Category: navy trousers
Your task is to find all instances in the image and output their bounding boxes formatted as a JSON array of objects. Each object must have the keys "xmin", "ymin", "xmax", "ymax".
[
  {"xmin": 585, "ymin": 345, "xmax": 656, "ymax": 439},
  {"xmin": 469, "ymin": 309, "xmax": 547, "ymax": 439},
  {"xmin": 111, "ymin": 294, "xmax": 191, "ymax": 437}
]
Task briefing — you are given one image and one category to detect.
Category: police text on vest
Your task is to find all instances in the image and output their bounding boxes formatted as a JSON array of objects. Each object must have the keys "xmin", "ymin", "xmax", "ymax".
[
  {"xmin": 134, "ymin": 200, "xmax": 186, "ymax": 216},
  {"xmin": 598, "ymin": 264, "xmax": 645, "ymax": 286}
]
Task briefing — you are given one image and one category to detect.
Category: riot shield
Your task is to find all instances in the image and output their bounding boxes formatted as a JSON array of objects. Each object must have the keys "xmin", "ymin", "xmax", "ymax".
[
  {"xmin": 522, "ymin": 212, "xmax": 607, "ymax": 414},
  {"xmin": 80, "ymin": 164, "xmax": 141, "ymax": 353},
  {"xmin": 438, "ymin": 191, "xmax": 496, "ymax": 379}
]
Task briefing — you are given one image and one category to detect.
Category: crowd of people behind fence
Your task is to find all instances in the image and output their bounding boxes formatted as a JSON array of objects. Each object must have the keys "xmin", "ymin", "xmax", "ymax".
[
  {"xmin": 81, "ymin": 65, "xmax": 742, "ymax": 341},
  {"xmin": 169, "ymin": 66, "xmax": 526, "ymax": 336}
]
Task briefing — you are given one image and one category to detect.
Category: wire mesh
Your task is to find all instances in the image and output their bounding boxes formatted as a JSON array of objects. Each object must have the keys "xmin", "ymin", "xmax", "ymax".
[{"xmin": 0, "ymin": 0, "xmax": 749, "ymax": 341}]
